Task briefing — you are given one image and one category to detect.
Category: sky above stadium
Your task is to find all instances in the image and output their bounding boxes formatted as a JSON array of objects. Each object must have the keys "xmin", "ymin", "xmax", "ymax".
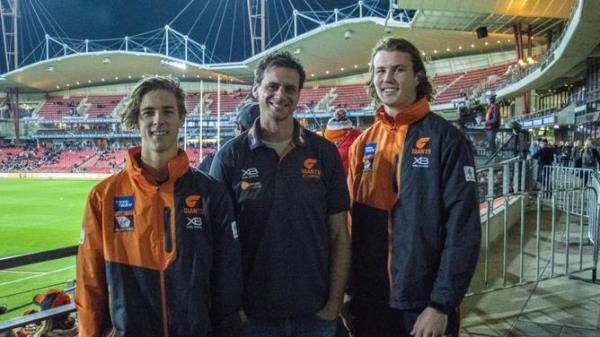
[{"xmin": 19, "ymin": 0, "xmax": 377, "ymax": 65}]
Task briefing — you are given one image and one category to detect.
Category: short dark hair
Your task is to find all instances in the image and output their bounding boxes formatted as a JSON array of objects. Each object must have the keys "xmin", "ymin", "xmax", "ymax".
[
  {"xmin": 254, "ymin": 51, "xmax": 306, "ymax": 90},
  {"xmin": 120, "ymin": 75, "xmax": 187, "ymax": 129},
  {"xmin": 367, "ymin": 37, "xmax": 433, "ymax": 104}
]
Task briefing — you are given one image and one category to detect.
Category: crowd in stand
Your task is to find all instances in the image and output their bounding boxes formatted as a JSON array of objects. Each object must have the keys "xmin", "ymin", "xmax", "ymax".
[
  {"xmin": 0, "ymin": 142, "xmax": 216, "ymax": 174},
  {"xmin": 0, "ymin": 145, "xmax": 60, "ymax": 172}
]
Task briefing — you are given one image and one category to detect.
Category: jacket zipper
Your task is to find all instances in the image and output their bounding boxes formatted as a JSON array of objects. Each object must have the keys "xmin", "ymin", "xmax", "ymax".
[
  {"xmin": 164, "ymin": 207, "xmax": 172, "ymax": 253},
  {"xmin": 160, "ymin": 271, "xmax": 170, "ymax": 337},
  {"xmin": 387, "ymin": 213, "xmax": 394, "ymax": 296}
]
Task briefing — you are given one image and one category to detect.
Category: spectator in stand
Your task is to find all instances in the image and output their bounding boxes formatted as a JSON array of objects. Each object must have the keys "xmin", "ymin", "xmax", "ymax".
[
  {"xmin": 324, "ymin": 108, "xmax": 361, "ymax": 175},
  {"xmin": 76, "ymin": 76, "xmax": 241, "ymax": 337},
  {"xmin": 484, "ymin": 94, "xmax": 500, "ymax": 156}
]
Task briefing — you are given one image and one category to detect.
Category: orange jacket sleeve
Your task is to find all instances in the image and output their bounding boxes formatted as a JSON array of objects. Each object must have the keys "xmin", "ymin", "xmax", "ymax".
[{"xmin": 75, "ymin": 188, "xmax": 110, "ymax": 337}]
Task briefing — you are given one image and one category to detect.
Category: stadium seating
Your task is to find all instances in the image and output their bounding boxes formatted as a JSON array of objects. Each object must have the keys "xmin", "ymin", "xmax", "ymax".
[
  {"xmin": 205, "ymin": 89, "xmax": 250, "ymax": 114},
  {"xmin": 85, "ymin": 95, "xmax": 125, "ymax": 118},
  {"xmin": 330, "ymin": 84, "xmax": 371, "ymax": 111},
  {"xmin": 37, "ymin": 96, "xmax": 85, "ymax": 119},
  {"xmin": 0, "ymin": 147, "xmax": 20, "ymax": 162},
  {"xmin": 433, "ymin": 63, "xmax": 512, "ymax": 104},
  {"xmin": 36, "ymin": 149, "xmax": 96, "ymax": 172},
  {"xmin": 296, "ymin": 86, "xmax": 332, "ymax": 112},
  {"xmin": 77, "ymin": 149, "xmax": 126, "ymax": 173},
  {"xmin": 185, "ymin": 92, "xmax": 202, "ymax": 113}
]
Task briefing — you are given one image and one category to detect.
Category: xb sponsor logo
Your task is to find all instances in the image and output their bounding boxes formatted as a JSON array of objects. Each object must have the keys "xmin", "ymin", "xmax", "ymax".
[
  {"xmin": 302, "ymin": 158, "xmax": 321, "ymax": 179},
  {"xmin": 241, "ymin": 167, "xmax": 259, "ymax": 179},
  {"xmin": 411, "ymin": 137, "xmax": 432, "ymax": 155},
  {"xmin": 412, "ymin": 156, "xmax": 429, "ymax": 168},
  {"xmin": 186, "ymin": 216, "xmax": 203, "ymax": 230}
]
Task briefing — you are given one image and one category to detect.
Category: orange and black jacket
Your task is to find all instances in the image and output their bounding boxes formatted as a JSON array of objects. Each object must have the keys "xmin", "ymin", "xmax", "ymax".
[
  {"xmin": 76, "ymin": 147, "xmax": 241, "ymax": 337},
  {"xmin": 348, "ymin": 98, "xmax": 481, "ymax": 314}
]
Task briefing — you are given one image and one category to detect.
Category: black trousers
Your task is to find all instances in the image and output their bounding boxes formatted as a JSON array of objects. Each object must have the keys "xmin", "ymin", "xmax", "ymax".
[{"xmin": 349, "ymin": 300, "xmax": 460, "ymax": 337}]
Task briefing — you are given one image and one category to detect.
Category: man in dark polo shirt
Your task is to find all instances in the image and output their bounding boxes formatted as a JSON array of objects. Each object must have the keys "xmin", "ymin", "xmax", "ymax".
[{"xmin": 210, "ymin": 51, "xmax": 350, "ymax": 337}]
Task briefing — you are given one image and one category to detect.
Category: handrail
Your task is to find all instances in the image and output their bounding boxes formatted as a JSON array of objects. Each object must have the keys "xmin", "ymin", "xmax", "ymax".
[
  {"xmin": 0, "ymin": 245, "xmax": 77, "ymax": 270},
  {"xmin": 0, "ymin": 246, "xmax": 79, "ymax": 332},
  {"xmin": 0, "ymin": 304, "xmax": 76, "ymax": 332}
]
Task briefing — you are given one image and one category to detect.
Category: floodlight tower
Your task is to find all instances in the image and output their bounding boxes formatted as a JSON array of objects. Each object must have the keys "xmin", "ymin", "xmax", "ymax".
[
  {"xmin": 0, "ymin": 0, "xmax": 20, "ymax": 146},
  {"xmin": 0, "ymin": 0, "xmax": 19, "ymax": 72},
  {"xmin": 247, "ymin": 0, "xmax": 265, "ymax": 55}
]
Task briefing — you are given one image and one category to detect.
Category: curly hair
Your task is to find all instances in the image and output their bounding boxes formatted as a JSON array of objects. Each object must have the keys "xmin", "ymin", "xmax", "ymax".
[
  {"xmin": 120, "ymin": 75, "xmax": 187, "ymax": 130},
  {"xmin": 366, "ymin": 37, "xmax": 433, "ymax": 105}
]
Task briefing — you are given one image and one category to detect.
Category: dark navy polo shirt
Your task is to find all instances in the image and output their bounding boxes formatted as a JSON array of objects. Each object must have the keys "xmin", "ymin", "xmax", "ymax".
[{"xmin": 210, "ymin": 118, "xmax": 349, "ymax": 319}]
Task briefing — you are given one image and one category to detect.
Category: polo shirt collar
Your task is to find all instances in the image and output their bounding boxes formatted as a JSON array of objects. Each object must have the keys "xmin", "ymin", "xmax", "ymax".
[{"xmin": 247, "ymin": 118, "xmax": 307, "ymax": 150}]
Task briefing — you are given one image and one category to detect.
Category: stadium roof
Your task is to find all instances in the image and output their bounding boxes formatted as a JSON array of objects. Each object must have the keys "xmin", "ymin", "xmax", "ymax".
[{"xmin": 0, "ymin": 0, "xmax": 576, "ymax": 93}]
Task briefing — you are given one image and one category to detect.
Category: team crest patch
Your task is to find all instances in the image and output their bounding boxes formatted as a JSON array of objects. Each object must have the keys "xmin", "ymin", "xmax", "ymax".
[
  {"xmin": 302, "ymin": 157, "xmax": 321, "ymax": 179},
  {"xmin": 411, "ymin": 137, "xmax": 432, "ymax": 155},
  {"xmin": 362, "ymin": 158, "xmax": 373, "ymax": 172},
  {"xmin": 184, "ymin": 195, "xmax": 202, "ymax": 215},
  {"xmin": 114, "ymin": 215, "xmax": 134, "ymax": 232},
  {"xmin": 464, "ymin": 166, "xmax": 476, "ymax": 182},
  {"xmin": 114, "ymin": 196, "xmax": 134, "ymax": 211}
]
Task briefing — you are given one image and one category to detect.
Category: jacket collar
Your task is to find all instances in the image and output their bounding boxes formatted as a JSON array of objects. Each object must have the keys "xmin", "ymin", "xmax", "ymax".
[
  {"xmin": 247, "ymin": 118, "xmax": 307, "ymax": 150},
  {"xmin": 376, "ymin": 97, "xmax": 430, "ymax": 128},
  {"xmin": 125, "ymin": 146, "xmax": 189, "ymax": 187}
]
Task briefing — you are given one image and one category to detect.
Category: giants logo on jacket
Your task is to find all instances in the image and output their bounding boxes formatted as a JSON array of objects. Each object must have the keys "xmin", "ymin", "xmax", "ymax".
[
  {"xmin": 302, "ymin": 158, "xmax": 321, "ymax": 179},
  {"xmin": 184, "ymin": 195, "xmax": 202, "ymax": 215},
  {"xmin": 411, "ymin": 137, "xmax": 432, "ymax": 155}
]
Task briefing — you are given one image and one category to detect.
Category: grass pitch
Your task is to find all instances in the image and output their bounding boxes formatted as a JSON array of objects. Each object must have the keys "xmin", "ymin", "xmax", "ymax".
[{"xmin": 0, "ymin": 178, "xmax": 99, "ymax": 320}]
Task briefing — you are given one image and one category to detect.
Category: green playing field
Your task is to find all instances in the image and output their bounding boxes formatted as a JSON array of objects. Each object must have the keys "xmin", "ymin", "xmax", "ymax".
[{"xmin": 0, "ymin": 178, "xmax": 98, "ymax": 320}]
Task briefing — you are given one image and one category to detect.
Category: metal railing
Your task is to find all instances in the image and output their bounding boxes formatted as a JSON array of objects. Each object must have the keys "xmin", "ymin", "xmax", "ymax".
[
  {"xmin": 0, "ymin": 246, "xmax": 77, "ymax": 333},
  {"xmin": 470, "ymin": 162, "xmax": 600, "ymax": 296}
]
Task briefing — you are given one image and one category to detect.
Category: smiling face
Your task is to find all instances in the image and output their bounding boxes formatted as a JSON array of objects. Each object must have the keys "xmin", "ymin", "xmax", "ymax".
[
  {"xmin": 252, "ymin": 65, "xmax": 300, "ymax": 124},
  {"xmin": 372, "ymin": 50, "xmax": 419, "ymax": 115},
  {"xmin": 138, "ymin": 89, "xmax": 183, "ymax": 160}
]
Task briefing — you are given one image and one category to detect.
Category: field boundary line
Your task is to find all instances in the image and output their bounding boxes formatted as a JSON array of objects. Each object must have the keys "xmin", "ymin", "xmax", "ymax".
[
  {"xmin": 0, "ymin": 270, "xmax": 44, "ymax": 275},
  {"xmin": 0, "ymin": 265, "xmax": 75, "ymax": 287}
]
